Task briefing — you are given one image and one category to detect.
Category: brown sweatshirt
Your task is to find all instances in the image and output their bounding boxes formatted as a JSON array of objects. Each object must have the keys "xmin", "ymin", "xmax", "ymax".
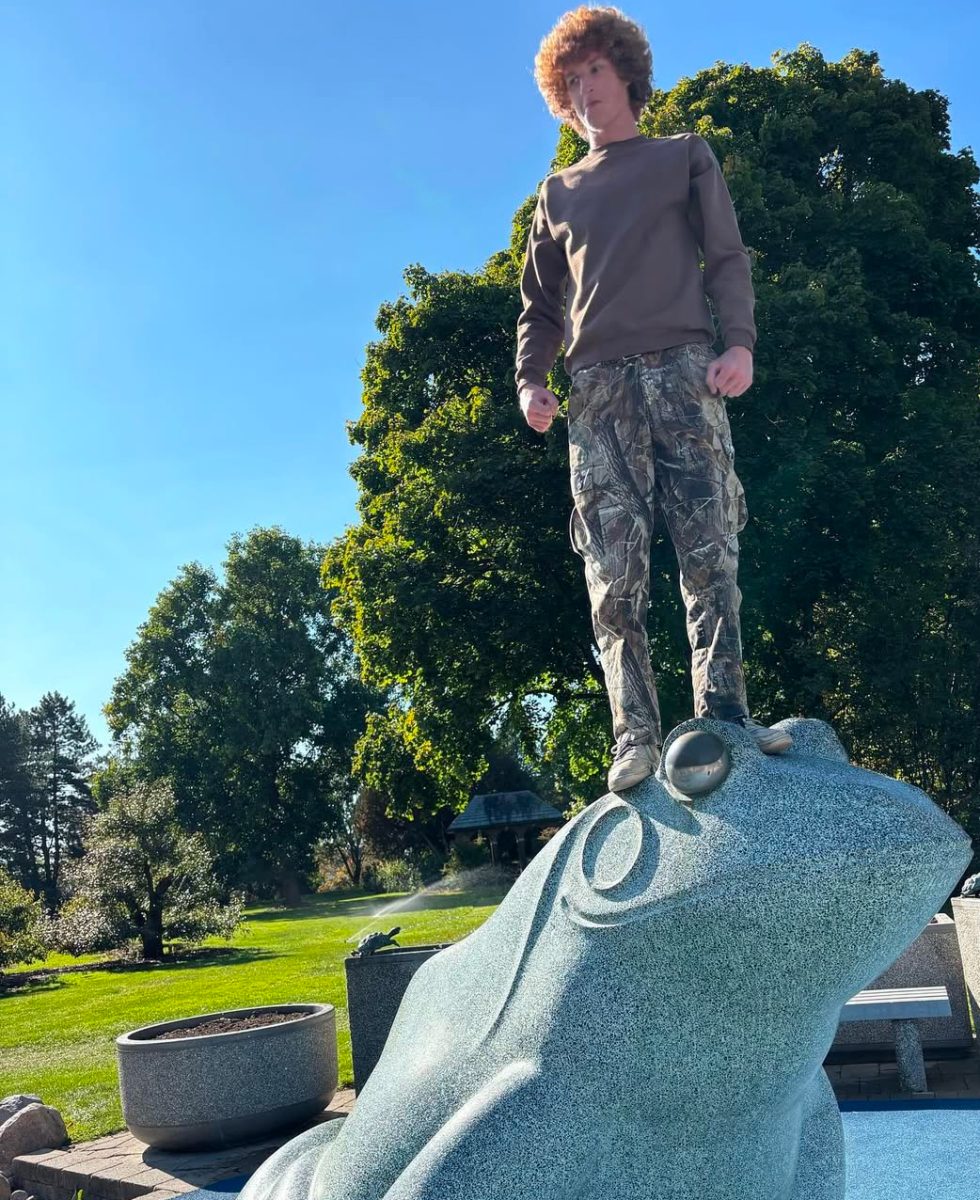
[{"xmin": 514, "ymin": 132, "xmax": 756, "ymax": 392}]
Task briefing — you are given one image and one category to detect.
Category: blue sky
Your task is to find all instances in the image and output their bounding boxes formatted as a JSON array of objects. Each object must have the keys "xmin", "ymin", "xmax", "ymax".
[{"xmin": 2, "ymin": 0, "xmax": 977, "ymax": 749}]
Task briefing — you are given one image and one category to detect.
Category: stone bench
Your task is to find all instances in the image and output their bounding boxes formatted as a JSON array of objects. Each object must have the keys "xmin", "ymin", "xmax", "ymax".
[{"xmin": 840, "ymin": 985, "xmax": 951, "ymax": 1093}]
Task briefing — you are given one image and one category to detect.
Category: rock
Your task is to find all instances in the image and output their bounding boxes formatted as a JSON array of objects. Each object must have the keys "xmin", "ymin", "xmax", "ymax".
[
  {"xmin": 237, "ymin": 717, "xmax": 971, "ymax": 1200},
  {"xmin": 0, "ymin": 1170, "xmax": 11, "ymax": 1200},
  {"xmin": 0, "ymin": 1105, "xmax": 68, "ymax": 1174},
  {"xmin": 0, "ymin": 1103, "xmax": 39, "ymax": 1132},
  {"xmin": 10, "ymin": 1191, "xmax": 33, "ymax": 1200}
]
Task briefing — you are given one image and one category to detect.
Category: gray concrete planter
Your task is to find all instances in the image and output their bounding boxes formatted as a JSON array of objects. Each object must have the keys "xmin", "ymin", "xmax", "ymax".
[
  {"xmin": 116, "ymin": 1003, "xmax": 337, "ymax": 1150},
  {"xmin": 952, "ymin": 896, "xmax": 980, "ymax": 1031},
  {"xmin": 829, "ymin": 914, "xmax": 972, "ymax": 1056},
  {"xmin": 345, "ymin": 944, "xmax": 451, "ymax": 1092}
]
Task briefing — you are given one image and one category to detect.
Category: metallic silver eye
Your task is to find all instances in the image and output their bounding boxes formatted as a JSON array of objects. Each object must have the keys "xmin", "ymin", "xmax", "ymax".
[{"xmin": 664, "ymin": 730, "xmax": 731, "ymax": 799}]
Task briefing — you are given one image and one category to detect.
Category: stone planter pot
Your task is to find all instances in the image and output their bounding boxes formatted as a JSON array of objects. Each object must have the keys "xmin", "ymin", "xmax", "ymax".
[
  {"xmin": 952, "ymin": 896, "xmax": 980, "ymax": 1031},
  {"xmin": 345, "ymin": 944, "xmax": 451, "ymax": 1092},
  {"xmin": 828, "ymin": 914, "xmax": 971, "ymax": 1057},
  {"xmin": 116, "ymin": 1003, "xmax": 337, "ymax": 1150}
]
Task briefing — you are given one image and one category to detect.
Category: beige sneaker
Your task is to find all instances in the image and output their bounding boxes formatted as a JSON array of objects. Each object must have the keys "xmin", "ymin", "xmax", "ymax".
[
  {"xmin": 732, "ymin": 716, "xmax": 792, "ymax": 754},
  {"xmin": 607, "ymin": 738, "xmax": 660, "ymax": 792}
]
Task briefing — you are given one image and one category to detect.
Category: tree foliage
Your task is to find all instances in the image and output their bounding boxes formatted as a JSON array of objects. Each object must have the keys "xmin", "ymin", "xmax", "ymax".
[
  {"xmin": 0, "ymin": 865, "xmax": 45, "ymax": 972},
  {"xmin": 639, "ymin": 46, "xmax": 980, "ymax": 832},
  {"xmin": 318, "ymin": 787, "xmax": 368, "ymax": 887},
  {"xmin": 105, "ymin": 526, "xmax": 383, "ymax": 893},
  {"xmin": 326, "ymin": 44, "xmax": 980, "ymax": 831},
  {"xmin": 0, "ymin": 692, "xmax": 97, "ymax": 907},
  {"xmin": 0, "ymin": 695, "xmax": 31, "ymax": 873},
  {"xmin": 51, "ymin": 778, "xmax": 242, "ymax": 960}
]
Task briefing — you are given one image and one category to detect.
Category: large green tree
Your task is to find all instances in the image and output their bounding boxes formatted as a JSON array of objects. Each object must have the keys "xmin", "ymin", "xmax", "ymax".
[
  {"xmin": 106, "ymin": 526, "xmax": 383, "ymax": 895},
  {"xmin": 326, "ymin": 44, "xmax": 980, "ymax": 829}
]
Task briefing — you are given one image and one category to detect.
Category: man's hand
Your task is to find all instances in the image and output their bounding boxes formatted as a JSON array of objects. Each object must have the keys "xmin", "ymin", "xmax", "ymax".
[
  {"xmin": 519, "ymin": 384, "xmax": 560, "ymax": 433},
  {"xmin": 706, "ymin": 345, "xmax": 753, "ymax": 399}
]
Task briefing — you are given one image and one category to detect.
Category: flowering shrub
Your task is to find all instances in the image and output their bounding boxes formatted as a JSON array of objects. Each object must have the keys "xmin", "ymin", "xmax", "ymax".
[
  {"xmin": 0, "ymin": 867, "xmax": 45, "ymax": 971},
  {"xmin": 363, "ymin": 856, "xmax": 424, "ymax": 895},
  {"xmin": 49, "ymin": 778, "xmax": 243, "ymax": 960}
]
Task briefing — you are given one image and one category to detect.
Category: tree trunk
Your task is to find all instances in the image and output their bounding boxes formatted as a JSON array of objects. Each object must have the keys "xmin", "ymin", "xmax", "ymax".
[
  {"xmin": 346, "ymin": 854, "xmax": 362, "ymax": 887},
  {"xmin": 142, "ymin": 898, "xmax": 165, "ymax": 959},
  {"xmin": 279, "ymin": 872, "xmax": 302, "ymax": 906},
  {"xmin": 141, "ymin": 924, "xmax": 164, "ymax": 959}
]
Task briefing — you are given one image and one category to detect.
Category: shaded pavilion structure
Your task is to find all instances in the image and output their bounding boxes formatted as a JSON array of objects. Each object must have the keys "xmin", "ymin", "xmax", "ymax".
[{"xmin": 448, "ymin": 790, "xmax": 564, "ymax": 870}]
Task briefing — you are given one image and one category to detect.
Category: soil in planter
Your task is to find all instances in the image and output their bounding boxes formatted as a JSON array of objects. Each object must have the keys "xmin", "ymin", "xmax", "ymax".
[{"xmin": 148, "ymin": 1012, "xmax": 307, "ymax": 1040}]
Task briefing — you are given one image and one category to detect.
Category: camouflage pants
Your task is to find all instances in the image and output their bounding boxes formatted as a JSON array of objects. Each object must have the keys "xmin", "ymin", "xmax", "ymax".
[{"xmin": 567, "ymin": 341, "xmax": 750, "ymax": 750}]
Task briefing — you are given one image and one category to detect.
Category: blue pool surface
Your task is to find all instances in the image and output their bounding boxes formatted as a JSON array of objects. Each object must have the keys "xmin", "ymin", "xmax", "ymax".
[
  {"xmin": 180, "ymin": 1102, "xmax": 980, "ymax": 1199},
  {"xmin": 840, "ymin": 1099, "xmax": 980, "ymax": 1198}
]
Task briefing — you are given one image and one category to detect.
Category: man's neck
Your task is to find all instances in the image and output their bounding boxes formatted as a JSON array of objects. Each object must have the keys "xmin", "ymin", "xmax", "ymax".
[{"xmin": 588, "ymin": 119, "xmax": 640, "ymax": 151}]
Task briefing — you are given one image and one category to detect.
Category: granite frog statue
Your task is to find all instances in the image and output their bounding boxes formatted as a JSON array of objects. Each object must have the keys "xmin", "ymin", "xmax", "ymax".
[{"xmin": 242, "ymin": 717, "xmax": 970, "ymax": 1200}]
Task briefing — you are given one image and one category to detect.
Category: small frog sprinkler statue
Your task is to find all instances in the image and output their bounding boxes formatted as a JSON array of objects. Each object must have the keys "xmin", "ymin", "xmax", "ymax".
[
  {"xmin": 351, "ymin": 926, "xmax": 402, "ymax": 957},
  {"xmin": 960, "ymin": 873, "xmax": 980, "ymax": 898}
]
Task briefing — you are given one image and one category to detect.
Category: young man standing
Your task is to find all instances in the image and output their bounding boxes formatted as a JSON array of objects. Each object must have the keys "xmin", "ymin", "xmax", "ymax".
[{"xmin": 515, "ymin": 6, "xmax": 791, "ymax": 792}]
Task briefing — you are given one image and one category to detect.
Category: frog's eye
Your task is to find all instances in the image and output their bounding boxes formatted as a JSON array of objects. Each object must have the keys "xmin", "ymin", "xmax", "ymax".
[
  {"xmin": 561, "ymin": 799, "xmax": 663, "ymax": 929},
  {"xmin": 664, "ymin": 731, "xmax": 731, "ymax": 799}
]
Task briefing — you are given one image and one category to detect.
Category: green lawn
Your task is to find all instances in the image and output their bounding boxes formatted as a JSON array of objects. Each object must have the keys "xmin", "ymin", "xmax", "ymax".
[{"xmin": 0, "ymin": 884, "xmax": 506, "ymax": 1143}]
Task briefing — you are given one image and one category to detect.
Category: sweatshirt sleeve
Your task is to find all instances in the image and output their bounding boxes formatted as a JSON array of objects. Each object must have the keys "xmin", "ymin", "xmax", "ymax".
[
  {"xmin": 515, "ymin": 182, "xmax": 568, "ymax": 392},
  {"xmin": 686, "ymin": 135, "xmax": 757, "ymax": 352}
]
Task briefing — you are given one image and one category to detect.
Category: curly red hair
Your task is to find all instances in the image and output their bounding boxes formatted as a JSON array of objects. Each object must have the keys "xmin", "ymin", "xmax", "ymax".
[{"xmin": 533, "ymin": 6, "xmax": 653, "ymax": 137}]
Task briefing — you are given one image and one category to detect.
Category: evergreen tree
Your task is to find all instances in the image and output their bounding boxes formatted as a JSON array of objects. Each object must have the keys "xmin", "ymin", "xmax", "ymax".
[
  {"xmin": 0, "ymin": 692, "xmax": 97, "ymax": 906},
  {"xmin": 0, "ymin": 694, "xmax": 32, "ymax": 880},
  {"xmin": 25, "ymin": 693, "xmax": 98, "ymax": 906}
]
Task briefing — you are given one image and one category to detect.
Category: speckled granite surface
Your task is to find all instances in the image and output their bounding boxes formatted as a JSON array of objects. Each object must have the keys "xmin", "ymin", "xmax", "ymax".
[{"xmin": 240, "ymin": 718, "xmax": 971, "ymax": 1200}]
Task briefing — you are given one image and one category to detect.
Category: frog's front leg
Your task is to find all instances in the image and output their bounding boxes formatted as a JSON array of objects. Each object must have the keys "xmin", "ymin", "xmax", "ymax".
[
  {"xmin": 239, "ymin": 1116, "xmax": 347, "ymax": 1200},
  {"xmin": 789, "ymin": 1068, "xmax": 845, "ymax": 1200},
  {"xmin": 381, "ymin": 1060, "xmax": 592, "ymax": 1200}
]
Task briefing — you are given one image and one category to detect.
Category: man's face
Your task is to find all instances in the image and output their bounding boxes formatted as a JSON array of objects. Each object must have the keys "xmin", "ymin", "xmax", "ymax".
[{"xmin": 562, "ymin": 51, "xmax": 632, "ymax": 133}]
